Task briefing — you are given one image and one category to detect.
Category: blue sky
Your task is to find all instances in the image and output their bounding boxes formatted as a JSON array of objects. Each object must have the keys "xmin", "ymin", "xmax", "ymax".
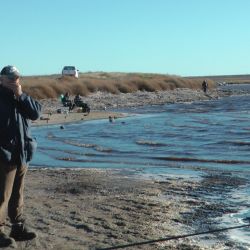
[{"xmin": 1, "ymin": 0, "xmax": 250, "ymax": 76}]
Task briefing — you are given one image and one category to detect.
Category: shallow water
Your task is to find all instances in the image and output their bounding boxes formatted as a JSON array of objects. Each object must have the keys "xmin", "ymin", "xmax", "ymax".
[
  {"xmin": 33, "ymin": 95, "xmax": 250, "ymax": 172},
  {"xmin": 31, "ymin": 87, "xmax": 250, "ymax": 246}
]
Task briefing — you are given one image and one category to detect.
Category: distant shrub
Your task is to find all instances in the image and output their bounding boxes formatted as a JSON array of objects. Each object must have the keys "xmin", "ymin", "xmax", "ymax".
[
  {"xmin": 134, "ymin": 80, "xmax": 155, "ymax": 92},
  {"xmin": 115, "ymin": 82, "xmax": 130, "ymax": 93}
]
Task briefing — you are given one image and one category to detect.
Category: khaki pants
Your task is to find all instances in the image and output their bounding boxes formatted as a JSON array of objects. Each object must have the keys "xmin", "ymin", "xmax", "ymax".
[{"xmin": 0, "ymin": 162, "xmax": 27, "ymax": 229}]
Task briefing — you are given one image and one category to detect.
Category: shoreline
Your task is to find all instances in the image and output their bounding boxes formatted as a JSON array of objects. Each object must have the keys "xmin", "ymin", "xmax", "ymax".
[
  {"xmin": 35, "ymin": 88, "xmax": 222, "ymax": 126},
  {"xmin": 34, "ymin": 86, "xmax": 250, "ymax": 127}
]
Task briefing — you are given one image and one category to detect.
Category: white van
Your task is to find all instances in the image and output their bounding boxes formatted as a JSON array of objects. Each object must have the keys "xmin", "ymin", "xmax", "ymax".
[{"xmin": 62, "ymin": 66, "xmax": 79, "ymax": 78}]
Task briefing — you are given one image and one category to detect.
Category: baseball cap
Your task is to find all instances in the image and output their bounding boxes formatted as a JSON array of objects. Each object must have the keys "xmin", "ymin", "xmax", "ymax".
[{"xmin": 0, "ymin": 65, "xmax": 20, "ymax": 79}]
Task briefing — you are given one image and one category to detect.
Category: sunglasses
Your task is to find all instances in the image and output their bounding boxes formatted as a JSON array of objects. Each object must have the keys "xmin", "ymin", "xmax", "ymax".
[{"xmin": 7, "ymin": 75, "xmax": 19, "ymax": 80}]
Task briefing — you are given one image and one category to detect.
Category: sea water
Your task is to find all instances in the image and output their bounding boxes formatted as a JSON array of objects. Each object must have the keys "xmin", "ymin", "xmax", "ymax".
[{"xmin": 31, "ymin": 87, "xmax": 250, "ymax": 247}]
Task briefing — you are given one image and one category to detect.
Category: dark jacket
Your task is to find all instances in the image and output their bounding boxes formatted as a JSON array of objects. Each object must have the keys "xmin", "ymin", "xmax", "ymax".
[{"xmin": 0, "ymin": 86, "xmax": 42, "ymax": 165}]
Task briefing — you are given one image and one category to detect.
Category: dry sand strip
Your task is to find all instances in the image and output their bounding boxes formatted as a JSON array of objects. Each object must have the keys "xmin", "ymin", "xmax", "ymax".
[{"xmin": 32, "ymin": 111, "xmax": 126, "ymax": 126}]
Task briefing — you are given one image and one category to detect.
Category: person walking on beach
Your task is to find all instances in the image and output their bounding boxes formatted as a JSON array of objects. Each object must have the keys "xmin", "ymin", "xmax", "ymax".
[
  {"xmin": 0, "ymin": 65, "xmax": 42, "ymax": 247},
  {"xmin": 202, "ymin": 80, "xmax": 208, "ymax": 93}
]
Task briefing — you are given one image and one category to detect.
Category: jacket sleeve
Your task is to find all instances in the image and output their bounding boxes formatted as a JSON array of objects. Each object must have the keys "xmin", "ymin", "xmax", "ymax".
[{"xmin": 17, "ymin": 93, "xmax": 42, "ymax": 120}]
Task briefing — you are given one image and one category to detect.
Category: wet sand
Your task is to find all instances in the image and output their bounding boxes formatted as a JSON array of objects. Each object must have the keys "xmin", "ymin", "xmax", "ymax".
[{"xmin": 4, "ymin": 169, "xmax": 247, "ymax": 250}]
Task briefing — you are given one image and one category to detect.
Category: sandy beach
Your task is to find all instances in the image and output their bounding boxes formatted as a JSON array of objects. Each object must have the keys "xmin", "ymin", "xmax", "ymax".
[{"xmin": 4, "ymin": 87, "xmax": 248, "ymax": 249}]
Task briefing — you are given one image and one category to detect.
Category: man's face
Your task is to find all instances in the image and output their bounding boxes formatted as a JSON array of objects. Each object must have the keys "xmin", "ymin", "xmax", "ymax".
[{"xmin": 0, "ymin": 75, "xmax": 20, "ymax": 84}]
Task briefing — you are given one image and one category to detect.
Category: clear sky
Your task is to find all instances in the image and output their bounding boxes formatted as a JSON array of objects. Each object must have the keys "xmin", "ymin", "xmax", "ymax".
[{"xmin": 1, "ymin": 0, "xmax": 250, "ymax": 76}]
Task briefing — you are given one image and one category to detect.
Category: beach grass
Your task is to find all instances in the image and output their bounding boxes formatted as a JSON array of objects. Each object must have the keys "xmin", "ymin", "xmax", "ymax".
[{"xmin": 20, "ymin": 72, "xmax": 216, "ymax": 99}]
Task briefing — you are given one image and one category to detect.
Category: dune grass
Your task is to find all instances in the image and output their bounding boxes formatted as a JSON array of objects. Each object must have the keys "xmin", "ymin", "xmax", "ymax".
[{"xmin": 20, "ymin": 72, "xmax": 215, "ymax": 99}]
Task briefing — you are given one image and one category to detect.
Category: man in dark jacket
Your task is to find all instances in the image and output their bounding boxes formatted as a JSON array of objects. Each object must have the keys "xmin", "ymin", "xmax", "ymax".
[{"xmin": 0, "ymin": 65, "xmax": 42, "ymax": 247}]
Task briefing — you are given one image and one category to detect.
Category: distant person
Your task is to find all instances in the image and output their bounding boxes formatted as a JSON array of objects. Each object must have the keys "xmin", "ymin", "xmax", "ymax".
[
  {"xmin": 109, "ymin": 116, "xmax": 114, "ymax": 123},
  {"xmin": 61, "ymin": 92, "xmax": 70, "ymax": 104},
  {"xmin": 61, "ymin": 92, "xmax": 74, "ymax": 111},
  {"xmin": 0, "ymin": 65, "xmax": 42, "ymax": 247},
  {"xmin": 74, "ymin": 94, "xmax": 90, "ymax": 114},
  {"xmin": 63, "ymin": 92, "xmax": 70, "ymax": 100},
  {"xmin": 202, "ymin": 80, "xmax": 208, "ymax": 93},
  {"xmin": 74, "ymin": 93, "xmax": 82, "ymax": 106}
]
